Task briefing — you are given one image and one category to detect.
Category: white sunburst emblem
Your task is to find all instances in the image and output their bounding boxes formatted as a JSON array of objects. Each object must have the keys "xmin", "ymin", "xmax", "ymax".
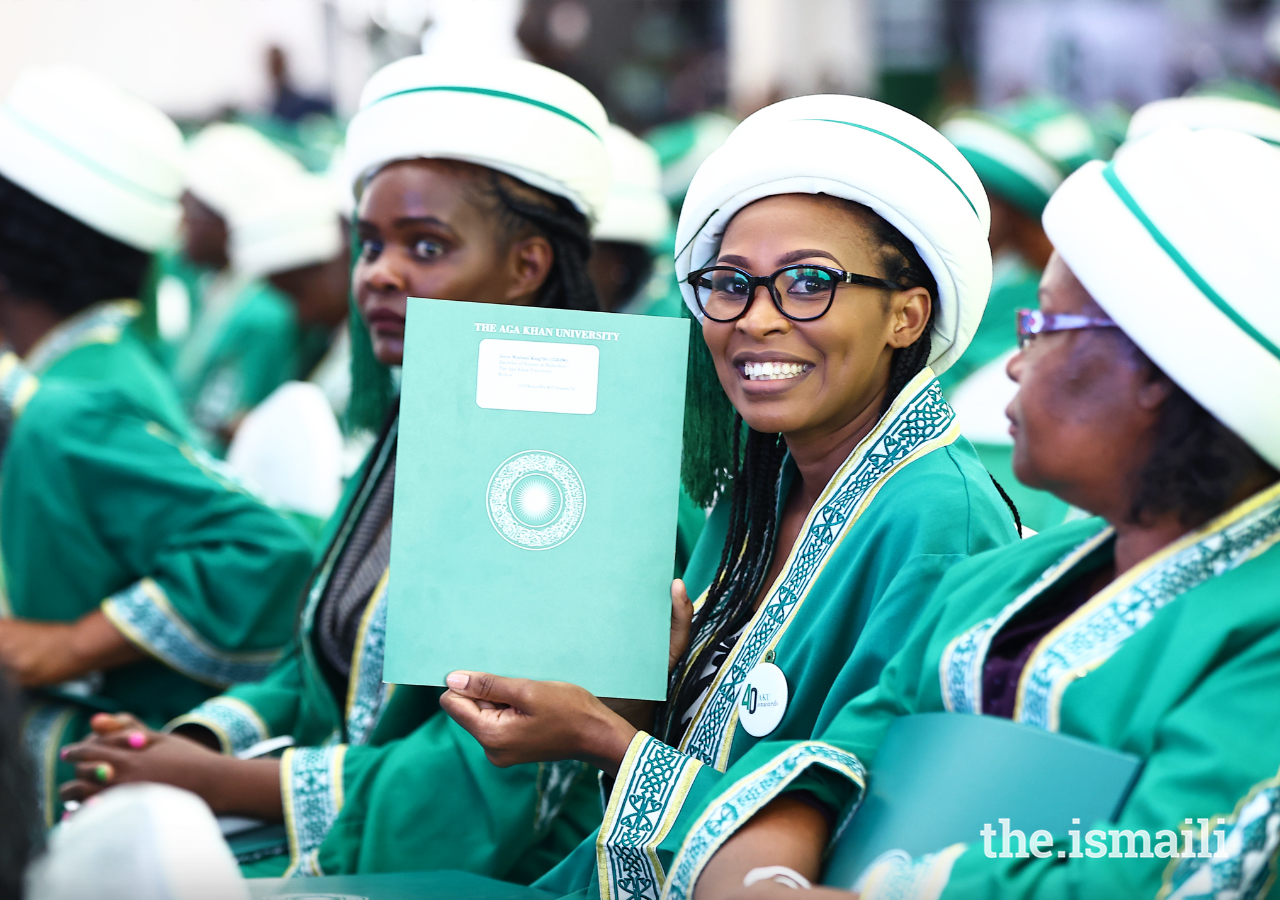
[{"xmin": 486, "ymin": 451, "xmax": 586, "ymax": 550}]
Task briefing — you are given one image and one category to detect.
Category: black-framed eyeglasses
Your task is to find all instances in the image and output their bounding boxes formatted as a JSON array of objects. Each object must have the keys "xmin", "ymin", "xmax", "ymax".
[
  {"xmin": 1016, "ymin": 309, "xmax": 1118, "ymax": 349},
  {"xmin": 686, "ymin": 264, "xmax": 902, "ymax": 323}
]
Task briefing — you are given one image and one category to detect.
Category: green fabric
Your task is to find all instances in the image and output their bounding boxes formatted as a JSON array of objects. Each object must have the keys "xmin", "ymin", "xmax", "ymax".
[
  {"xmin": 345, "ymin": 289, "xmax": 395, "ymax": 434},
  {"xmin": 973, "ymin": 443, "xmax": 1070, "ymax": 535},
  {"xmin": 174, "ymin": 418, "xmax": 600, "ymax": 880},
  {"xmin": 5, "ymin": 306, "xmax": 314, "ymax": 823},
  {"xmin": 939, "ymin": 256, "xmax": 1070, "ymax": 533},
  {"xmin": 172, "ymin": 275, "xmax": 300, "ymax": 455},
  {"xmin": 534, "ymin": 372, "xmax": 1019, "ymax": 898},
  {"xmin": 664, "ymin": 482, "xmax": 1280, "ymax": 899}
]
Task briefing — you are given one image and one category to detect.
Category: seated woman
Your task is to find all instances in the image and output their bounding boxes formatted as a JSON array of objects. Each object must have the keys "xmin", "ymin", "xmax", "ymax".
[
  {"xmin": 0, "ymin": 66, "xmax": 314, "ymax": 826},
  {"xmin": 59, "ymin": 56, "xmax": 612, "ymax": 880},
  {"xmin": 671, "ymin": 127, "xmax": 1280, "ymax": 899},
  {"xmin": 440, "ymin": 95, "xmax": 1021, "ymax": 899}
]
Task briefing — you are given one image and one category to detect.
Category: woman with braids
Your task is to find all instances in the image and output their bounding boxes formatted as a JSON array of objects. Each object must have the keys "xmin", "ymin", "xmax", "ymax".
[
  {"xmin": 656, "ymin": 129, "xmax": 1280, "ymax": 900},
  {"xmin": 441, "ymin": 96, "xmax": 1020, "ymax": 899},
  {"xmin": 59, "ymin": 57, "xmax": 608, "ymax": 880}
]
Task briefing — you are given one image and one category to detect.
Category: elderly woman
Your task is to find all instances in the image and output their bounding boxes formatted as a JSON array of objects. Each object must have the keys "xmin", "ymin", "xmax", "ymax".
[
  {"xmin": 439, "ymin": 95, "xmax": 1021, "ymax": 899},
  {"xmin": 60, "ymin": 56, "xmax": 610, "ymax": 880},
  {"xmin": 670, "ymin": 126, "xmax": 1280, "ymax": 900}
]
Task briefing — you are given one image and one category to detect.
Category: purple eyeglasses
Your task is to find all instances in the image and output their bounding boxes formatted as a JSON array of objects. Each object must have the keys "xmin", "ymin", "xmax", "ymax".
[{"xmin": 1016, "ymin": 309, "xmax": 1118, "ymax": 350}]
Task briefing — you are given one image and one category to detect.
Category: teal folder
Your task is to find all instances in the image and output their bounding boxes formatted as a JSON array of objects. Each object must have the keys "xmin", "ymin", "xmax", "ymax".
[
  {"xmin": 823, "ymin": 713, "xmax": 1143, "ymax": 888},
  {"xmin": 384, "ymin": 299, "xmax": 690, "ymax": 700},
  {"xmin": 248, "ymin": 871, "xmax": 554, "ymax": 900}
]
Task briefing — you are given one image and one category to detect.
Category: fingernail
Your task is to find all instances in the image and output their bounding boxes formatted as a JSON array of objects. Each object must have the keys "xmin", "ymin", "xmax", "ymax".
[
  {"xmin": 94, "ymin": 763, "xmax": 112, "ymax": 784},
  {"xmin": 59, "ymin": 747, "xmax": 70, "ymax": 761},
  {"xmin": 127, "ymin": 732, "xmax": 146, "ymax": 749},
  {"xmin": 446, "ymin": 672, "xmax": 469, "ymax": 690}
]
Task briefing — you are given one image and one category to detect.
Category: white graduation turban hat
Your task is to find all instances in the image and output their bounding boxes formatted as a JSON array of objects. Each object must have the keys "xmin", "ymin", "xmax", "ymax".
[
  {"xmin": 345, "ymin": 55, "xmax": 610, "ymax": 223},
  {"xmin": 593, "ymin": 124, "xmax": 671, "ymax": 247},
  {"xmin": 185, "ymin": 123, "xmax": 305, "ymax": 222},
  {"xmin": 675, "ymin": 95, "xmax": 992, "ymax": 376},
  {"xmin": 0, "ymin": 65, "xmax": 183, "ymax": 252},
  {"xmin": 26, "ymin": 783, "xmax": 249, "ymax": 900},
  {"xmin": 230, "ymin": 172, "xmax": 345, "ymax": 279},
  {"xmin": 1043, "ymin": 127, "xmax": 1280, "ymax": 469},
  {"xmin": 1126, "ymin": 95, "xmax": 1280, "ymax": 146}
]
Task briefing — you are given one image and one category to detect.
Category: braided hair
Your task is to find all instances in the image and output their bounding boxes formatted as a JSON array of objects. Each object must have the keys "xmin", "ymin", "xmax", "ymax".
[
  {"xmin": 867, "ymin": 205, "xmax": 1021, "ymax": 534},
  {"xmin": 0, "ymin": 173, "xmax": 151, "ymax": 317},
  {"xmin": 480, "ymin": 170, "xmax": 600, "ymax": 312},
  {"xmin": 659, "ymin": 198, "xmax": 945, "ymax": 744}
]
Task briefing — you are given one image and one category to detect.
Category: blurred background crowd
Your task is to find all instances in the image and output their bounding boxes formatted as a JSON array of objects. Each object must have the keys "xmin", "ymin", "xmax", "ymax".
[
  {"xmin": 4, "ymin": 0, "xmax": 1277, "ymax": 527},
  {"xmin": 4, "ymin": 0, "xmax": 1279, "ymax": 132}
]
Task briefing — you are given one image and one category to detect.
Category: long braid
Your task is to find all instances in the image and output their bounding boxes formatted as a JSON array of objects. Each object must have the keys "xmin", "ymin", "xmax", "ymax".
[
  {"xmin": 485, "ymin": 172, "xmax": 600, "ymax": 312},
  {"xmin": 659, "ymin": 425, "xmax": 787, "ymax": 743},
  {"xmin": 866, "ymin": 211, "xmax": 938, "ymax": 416}
]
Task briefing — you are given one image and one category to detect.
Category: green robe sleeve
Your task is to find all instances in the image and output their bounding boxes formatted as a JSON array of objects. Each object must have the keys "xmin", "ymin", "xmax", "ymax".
[
  {"xmin": 279, "ymin": 709, "xmax": 596, "ymax": 880},
  {"xmin": 164, "ymin": 641, "xmax": 309, "ymax": 755},
  {"xmin": 24, "ymin": 386, "xmax": 314, "ymax": 686}
]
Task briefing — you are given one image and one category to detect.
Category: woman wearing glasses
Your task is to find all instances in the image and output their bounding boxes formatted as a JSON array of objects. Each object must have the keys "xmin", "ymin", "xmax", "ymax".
[
  {"xmin": 441, "ymin": 95, "xmax": 1020, "ymax": 899},
  {"xmin": 660, "ymin": 127, "xmax": 1280, "ymax": 900}
]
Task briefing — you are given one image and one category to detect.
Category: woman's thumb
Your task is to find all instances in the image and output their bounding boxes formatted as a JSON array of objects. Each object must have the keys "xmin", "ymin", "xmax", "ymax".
[{"xmin": 669, "ymin": 580, "xmax": 694, "ymax": 673}]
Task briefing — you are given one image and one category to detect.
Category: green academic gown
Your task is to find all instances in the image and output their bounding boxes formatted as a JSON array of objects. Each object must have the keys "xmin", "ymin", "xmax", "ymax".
[
  {"xmin": 938, "ymin": 254, "xmax": 1070, "ymax": 533},
  {"xmin": 535, "ymin": 368, "xmax": 1020, "ymax": 899},
  {"xmin": 2, "ymin": 301, "xmax": 314, "ymax": 825},
  {"xmin": 168, "ymin": 414, "xmax": 602, "ymax": 880},
  {"xmin": 659, "ymin": 482, "xmax": 1280, "ymax": 900},
  {"xmin": 171, "ymin": 272, "xmax": 300, "ymax": 455}
]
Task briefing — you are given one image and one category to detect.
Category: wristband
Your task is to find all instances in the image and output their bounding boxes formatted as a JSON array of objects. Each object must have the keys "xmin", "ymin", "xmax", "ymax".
[{"xmin": 744, "ymin": 865, "xmax": 812, "ymax": 889}]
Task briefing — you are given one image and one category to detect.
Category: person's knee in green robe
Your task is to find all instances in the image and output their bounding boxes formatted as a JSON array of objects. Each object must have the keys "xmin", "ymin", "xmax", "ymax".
[
  {"xmin": 58, "ymin": 56, "xmax": 629, "ymax": 883},
  {"xmin": 0, "ymin": 66, "xmax": 316, "ymax": 828}
]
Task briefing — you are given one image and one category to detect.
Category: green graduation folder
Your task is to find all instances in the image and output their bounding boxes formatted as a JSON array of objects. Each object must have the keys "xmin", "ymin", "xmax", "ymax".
[
  {"xmin": 384, "ymin": 298, "xmax": 690, "ymax": 700},
  {"xmin": 823, "ymin": 713, "xmax": 1143, "ymax": 888}
]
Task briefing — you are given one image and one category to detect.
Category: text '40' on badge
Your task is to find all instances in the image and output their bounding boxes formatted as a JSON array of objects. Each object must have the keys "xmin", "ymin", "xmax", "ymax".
[
  {"xmin": 738, "ymin": 661, "xmax": 788, "ymax": 737},
  {"xmin": 486, "ymin": 450, "xmax": 586, "ymax": 551}
]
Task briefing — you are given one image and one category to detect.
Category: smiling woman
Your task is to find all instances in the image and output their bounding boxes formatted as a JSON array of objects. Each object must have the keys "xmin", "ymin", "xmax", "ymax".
[
  {"xmin": 438, "ymin": 95, "xmax": 1022, "ymax": 900},
  {"xmin": 57, "ymin": 56, "xmax": 612, "ymax": 882},
  {"xmin": 662, "ymin": 127, "xmax": 1280, "ymax": 900}
]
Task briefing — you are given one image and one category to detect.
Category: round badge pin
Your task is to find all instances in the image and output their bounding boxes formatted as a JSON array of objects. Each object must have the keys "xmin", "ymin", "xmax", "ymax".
[{"xmin": 738, "ymin": 661, "xmax": 788, "ymax": 737}]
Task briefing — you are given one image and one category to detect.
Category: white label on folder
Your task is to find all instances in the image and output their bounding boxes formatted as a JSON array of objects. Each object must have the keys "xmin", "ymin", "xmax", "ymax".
[
  {"xmin": 739, "ymin": 662, "xmax": 788, "ymax": 737},
  {"xmin": 476, "ymin": 339, "xmax": 599, "ymax": 415}
]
